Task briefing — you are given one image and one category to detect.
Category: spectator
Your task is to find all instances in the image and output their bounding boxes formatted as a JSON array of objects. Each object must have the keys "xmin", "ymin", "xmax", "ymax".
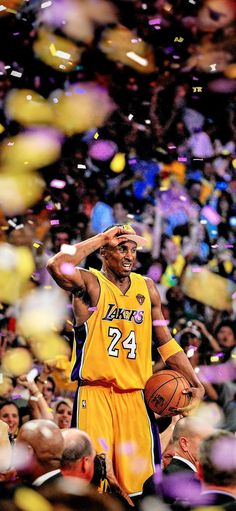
[
  {"xmin": 164, "ymin": 417, "xmax": 215, "ymax": 475},
  {"xmin": 61, "ymin": 429, "xmax": 133, "ymax": 508},
  {"xmin": 54, "ymin": 399, "xmax": 73, "ymax": 430},
  {"xmin": 198, "ymin": 430, "xmax": 236, "ymax": 505},
  {"xmin": 0, "ymin": 401, "xmax": 21, "ymax": 442},
  {"xmin": 0, "ymin": 420, "xmax": 12, "ymax": 473},
  {"xmin": 61, "ymin": 428, "xmax": 95, "ymax": 481},
  {"xmin": 16, "ymin": 419, "xmax": 64, "ymax": 487},
  {"xmin": 36, "ymin": 375, "xmax": 56, "ymax": 409}
]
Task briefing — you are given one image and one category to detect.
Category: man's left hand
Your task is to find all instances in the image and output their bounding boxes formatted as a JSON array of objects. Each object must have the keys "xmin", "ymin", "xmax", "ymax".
[{"xmin": 177, "ymin": 385, "xmax": 205, "ymax": 416}]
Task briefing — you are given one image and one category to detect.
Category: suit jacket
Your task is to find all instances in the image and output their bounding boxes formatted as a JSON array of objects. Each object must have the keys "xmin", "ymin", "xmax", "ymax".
[
  {"xmin": 164, "ymin": 458, "xmax": 195, "ymax": 475},
  {"xmin": 33, "ymin": 471, "xmax": 63, "ymax": 488},
  {"xmin": 163, "ymin": 458, "xmax": 201, "ymax": 505},
  {"xmin": 201, "ymin": 491, "xmax": 236, "ymax": 506}
]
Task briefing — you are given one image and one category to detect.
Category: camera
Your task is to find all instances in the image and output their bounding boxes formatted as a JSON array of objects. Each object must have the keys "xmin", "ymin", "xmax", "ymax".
[{"xmin": 91, "ymin": 453, "xmax": 107, "ymax": 487}]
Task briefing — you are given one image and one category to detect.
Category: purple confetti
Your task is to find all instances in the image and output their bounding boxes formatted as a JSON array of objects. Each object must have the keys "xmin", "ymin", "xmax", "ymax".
[
  {"xmin": 152, "ymin": 319, "xmax": 169, "ymax": 326},
  {"xmin": 148, "ymin": 18, "xmax": 161, "ymax": 25},
  {"xmin": 98, "ymin": 438, "xmax": 109, "ymax": 451},
  {"xmin": 202, "ymin": 206, "xmax": 221, "ymax": 225},
  {"xmin": 50, "ymin": 179, "xmax": 66, "ymax": 189},
  {"xmin": 192, "ymin": 266, "xmax": 202, "ymax": 272},
  {"xmin": 60, "ymin": 262, "xmax": 74, "ymax": 275}
]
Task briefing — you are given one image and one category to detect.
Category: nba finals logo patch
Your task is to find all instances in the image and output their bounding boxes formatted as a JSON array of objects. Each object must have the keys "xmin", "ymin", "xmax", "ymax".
[
  {"xmin": 82, "ymin": 400, "xmax": 86, "ymax": 408},
  {"xmin": 136, "ymin": 294, "xmax": 145, "ymax": 305}
]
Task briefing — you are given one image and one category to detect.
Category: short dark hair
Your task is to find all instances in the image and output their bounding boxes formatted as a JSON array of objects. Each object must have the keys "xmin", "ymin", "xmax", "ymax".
[
  {"xmin": 214, "ymin": 320, "xmax": 236, "ymax": 339},
  {"xmin": 199, "ymin": 430, "xmax": 236, "ymax": 486},
  {"xmin": 0, "ymin": 400, "xmax": 19, "ymax": 414}
]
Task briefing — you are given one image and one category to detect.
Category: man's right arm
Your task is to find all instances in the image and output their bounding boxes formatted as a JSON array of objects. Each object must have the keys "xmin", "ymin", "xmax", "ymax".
[
  {"xmin": 46, "ymin": 225, "xmax": 132, "ymax": 292},
  {"xmin": 46, "ymin": 233, "xmax": 104, "ymax": 292}
]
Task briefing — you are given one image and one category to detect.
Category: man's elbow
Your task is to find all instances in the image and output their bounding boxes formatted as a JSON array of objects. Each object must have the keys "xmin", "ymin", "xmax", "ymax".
[{"xmin": 46, "ymin": 257, "xmax": 58, "ymax": 276}]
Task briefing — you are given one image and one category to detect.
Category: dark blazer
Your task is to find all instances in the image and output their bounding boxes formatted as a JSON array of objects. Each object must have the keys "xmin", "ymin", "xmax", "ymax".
[
  {"xmin": 164, "ymin": 458, "xmax": 195, "ymax": 475},
  {"xmin": 201, "ymin": 491, "xmax": 236, "ymax": 506},
  {"xmin": 33, "ymin": 471, "xmax": 63, "ymax": 488},
  {"xmin": 163, "ymin": 458, "xmax": 201, "ymax": 505}
]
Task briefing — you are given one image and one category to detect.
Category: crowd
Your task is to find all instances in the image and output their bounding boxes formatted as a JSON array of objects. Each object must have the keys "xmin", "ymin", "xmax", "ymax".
[{"xmin": 0, "ymin": 0, "xmax": 236, "ymax": 509}]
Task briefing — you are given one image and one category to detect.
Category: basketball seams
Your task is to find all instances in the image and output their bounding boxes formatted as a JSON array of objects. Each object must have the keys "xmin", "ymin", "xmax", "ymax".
[
  {"xmin": 157, "ymin": 378, "xmax": 178, "ymax": 415},
  {"xmin": 147, "ymin": 376, "xmax": 177, "ymax": 403},
  {"xmin": 145, "ymin": 371, "xmax": 190, "ymax": 416}
]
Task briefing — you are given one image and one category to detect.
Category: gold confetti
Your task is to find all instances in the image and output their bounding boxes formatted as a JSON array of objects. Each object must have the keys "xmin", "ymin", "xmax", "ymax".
[
  {"xmin": 2, "ymin": 348, "xmax": 33, "ymax": 377},
  {"xmin": 15, "ymin": 488, "xmax": 52, "ymax": 511}
]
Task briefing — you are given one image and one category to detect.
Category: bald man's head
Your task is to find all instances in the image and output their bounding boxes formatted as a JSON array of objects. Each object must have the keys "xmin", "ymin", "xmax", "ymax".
[
  {"xmin": 173, "ymin": 417, "xmax": 214, "ymax": 443},
  {"xmin": 172, "ymin": 417, "xmax": 215, "ymax": 466},
  {"xmin": 17, "ymin": 419, "xmax": 64, "ymax": 471}
]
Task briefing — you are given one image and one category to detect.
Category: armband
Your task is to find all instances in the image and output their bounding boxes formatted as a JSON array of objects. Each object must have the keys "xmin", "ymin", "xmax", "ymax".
[{"xmin": 157, "ymin": 338, "xmax": 183, "ymax": 363}]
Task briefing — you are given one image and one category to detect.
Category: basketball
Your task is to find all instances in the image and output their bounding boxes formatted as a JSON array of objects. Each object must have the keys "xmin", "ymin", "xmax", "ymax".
[{"xmin": 144, "ymin": 370, "xmax": 191, "ymax": 417}]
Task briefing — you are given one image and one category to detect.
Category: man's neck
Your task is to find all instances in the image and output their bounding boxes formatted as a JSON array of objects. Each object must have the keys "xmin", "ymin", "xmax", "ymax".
[
  {"xmin": 101, "ymin": 268, "xmax": 131, "ymax": 291},
  {"xmin": 174, "ymin": 449, "xmax": 197, "ymax": 468}
]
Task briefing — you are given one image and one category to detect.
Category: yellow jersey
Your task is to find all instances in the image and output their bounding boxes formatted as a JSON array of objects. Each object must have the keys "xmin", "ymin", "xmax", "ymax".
[{"xmin": 71, "ymin": 269, "xmax": 153, "ymax": 390}]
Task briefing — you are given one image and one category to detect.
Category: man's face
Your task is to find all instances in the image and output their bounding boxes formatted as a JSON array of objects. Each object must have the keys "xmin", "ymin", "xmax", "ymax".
[
  {"xmin": 162, "ymin": 240, "xmax": 179, "ymax": 264},
  {"xmin": 217, "ymin": 326, "xmax": 235, "ymax": 348},
  {"xmin": 54, "ymin": 232, "xmax": 70, "ymax": 251},
  {"xmin": 103, "ymin": 241, "xmax": 137, "ymax": 277},
  {"xmin": 42, "ymin": 381, "xmax": 54, "ymax": 405}
]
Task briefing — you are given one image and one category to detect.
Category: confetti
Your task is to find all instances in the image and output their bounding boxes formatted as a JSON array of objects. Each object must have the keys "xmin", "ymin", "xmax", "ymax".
[
  {"xmin": 148, "ymin": 18, "xmax": 161, "ymax": 25},
  {"xmin": 15, "ymin": 488, "xmax": 52, "ymax": 511},
  {"xmin": 2, "ymin": 348, "xmax": 33, "ymax": 377},
  {"xmin": 209, "ymin": 63, "xmax": 217, "ymax": 71},
  {"xmin": 10, "ymin": 70, "xmax": 22, "ymax": 78},
  {"xmin": 50, "ymin": 179, "xmax": 66, "ymax": 189},
  {"xmin": 174, "ymin": 37, "xmax": 184, "ymax": 42},
  {"xmin": 126, "ymin": 51, "xmax": 148, "ymax": 67},
  {"xmin": 152, "ymin": 319, "xmax": 169, "ymax": 326},
  {"xmin": 110, "ymin": 152, "xmax": 126, "ymax": 173},
  {"xmin": 61, "ymin": 244, "xmax": 76, "ymax": 255},
  {"xmin": 41, "ymin": 0, "xmax": 52, "ymax": 8},
  {"xmin": 60, "ymin": 262, "xmax": 74, "ymax": 275}
]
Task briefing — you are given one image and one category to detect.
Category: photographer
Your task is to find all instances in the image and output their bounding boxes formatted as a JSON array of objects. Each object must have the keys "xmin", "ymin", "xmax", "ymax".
[{"xmin": 61, "ymin": 428, "xmax": 134, "ymax": 508}]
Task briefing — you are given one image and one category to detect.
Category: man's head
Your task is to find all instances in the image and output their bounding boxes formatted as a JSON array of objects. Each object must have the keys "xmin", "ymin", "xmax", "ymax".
[
  {"xmin": 61, "ymin": 429, "xmax": 96, "ymax": 482},
  {"xmin": 100, "ymin": 224, "xmax": 146, "ymax": 278},
  {"xmin": 198, "ymin": 430, "xmax": 236, "ymax": 489},
  {"xmin": 36, "ymin": 375, "xmax": 55, "ymax": 406},
  {"xmin": 214, "ymin": 320, "xmax": 236, "ymax": 349},
  {"xmin": 161, "ymin": 235, "xmax": 180, "ymax": 265},
  {"xmin": 172, "ymin": 417, "xmax": 215, "ymax": 467},
  {"xmin": 52, "ymin": 228, "xmax": 72, "ymax": 252},
  {"xmin": 16, "ymin": 419, "xmax": 64, "ymax": 481}
]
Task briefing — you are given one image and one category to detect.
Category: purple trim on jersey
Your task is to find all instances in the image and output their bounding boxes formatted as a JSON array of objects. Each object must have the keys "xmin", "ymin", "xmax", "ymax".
[
  {"xmin": 70, "ymin": 324, "xmax": 87, "ymax": 381},
  {"xmin": 148, "ymin": 408, "xmax": 162, "ymax": 465},
  {"xmin": 71, "ymin": 387, "xmax": 79, "ymax": 427}
]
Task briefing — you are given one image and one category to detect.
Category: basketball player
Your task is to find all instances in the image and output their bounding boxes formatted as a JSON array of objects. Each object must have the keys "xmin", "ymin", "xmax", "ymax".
[{"xmin": 47, "ymin": 224, "xmax": 204, "ymax": 497}]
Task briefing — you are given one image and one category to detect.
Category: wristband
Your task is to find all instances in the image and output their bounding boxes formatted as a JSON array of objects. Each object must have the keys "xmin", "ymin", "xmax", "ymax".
[{"xmin": 158, "ymin": 338, "xmax": 183, "ymax": 362}]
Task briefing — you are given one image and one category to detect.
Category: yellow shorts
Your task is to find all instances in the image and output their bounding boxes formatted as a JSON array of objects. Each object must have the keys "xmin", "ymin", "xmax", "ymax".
[{"xmin": 73, "ymin": 383, "xmax": 159, "ymax": 496}]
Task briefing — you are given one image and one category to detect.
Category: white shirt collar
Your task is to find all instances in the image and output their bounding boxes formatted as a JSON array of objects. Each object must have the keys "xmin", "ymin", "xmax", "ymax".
[
  {"xmin": 33, "ymin": 469, "xmax": 61, "ymax": 487},
  {"xmin": 173, "ymin": 455, "xmax": 197, "ymax": 472},
  {"xmin": 201, "ymin": 490, "xmax": 235, "ymax": 498}
]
